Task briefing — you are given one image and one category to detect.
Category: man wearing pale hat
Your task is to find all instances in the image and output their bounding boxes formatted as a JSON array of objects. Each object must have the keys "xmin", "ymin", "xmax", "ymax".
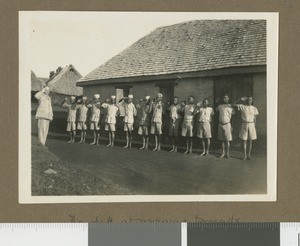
[
  {"xmin": 76, "ymin": 96, "xmax": 89, "ymax": 144},
  {"xmin": 34, "ymin": 86, "xmax": 53, "ymax": 148},
  {"xmin": 102, "ymin": 95, "xmax": 119, "ymax": 147},
  {"xmin": 137, "ymin": 95, "xmax": 152, "ymax": 150},
  {"xmin": 151, "ymin": 93, "xmax": 164, "ymax": 151},
  {"xmin": 62, "ymin": 95, "xmax": 79, "ymax": 143},
  {"xmin": 87, "ymin": 93, "xmax": 101, "ymax": 145},
  {"xmin": 119, "ymin": 94, "xmax": 137, "ymax": 148}
]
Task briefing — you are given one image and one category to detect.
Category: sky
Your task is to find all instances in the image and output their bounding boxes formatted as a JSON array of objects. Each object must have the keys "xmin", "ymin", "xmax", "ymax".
[{"xmin": 27, "ymin": 11, "xmax": 264, "ymax": 78}]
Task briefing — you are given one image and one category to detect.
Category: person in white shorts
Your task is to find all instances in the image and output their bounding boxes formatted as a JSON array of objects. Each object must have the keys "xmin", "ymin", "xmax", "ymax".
[
  {"xmin": 234, "ymin": 96, "xmax": 259, "ymax": 160},
  {"xmin": 77, "ymin": 96, "xmax": 88, "ymax": 144},
  {"xmin": 181, "ymin": 96, "xmax": 196, "ymax": 154},
  {"xmin": 87, "ymin": 94, "xmax": 101, "ymax": 145},
  {"xmin": 136, "ymin": 96, "xmax": 152, "ymax": 150},
  {"xmin": 119, "ymin": 94, "xmax": 137, "ymax": 148},
  {"xmin": 193, "ymin": 98, "xmax": 214, "ymax": 156},
  {"xmin": 150, "ymin": 93, "xmax": 164, "ymax": 151},
  {"xmin": 102, "ymin": 95, "xmax": 119, "ymax": 147},
  {"xmin": 168, "ymin": 96, "xmax": 182, "ymax": 153},
  {"xmin": 216, "ymin": 95, "xmax": 236, "ymax": 159},
  {"xmin": 63, "ymin": 95, "xmax": 79, "ymax": 143}
]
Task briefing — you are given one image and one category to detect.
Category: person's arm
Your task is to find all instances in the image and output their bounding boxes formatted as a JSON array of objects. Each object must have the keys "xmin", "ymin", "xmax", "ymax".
[
  {"xmin": 62, "ymin": 98, "xmax": 70, "ymax": 108},
  {"xmin": 34, "ymin": 89, "xmax": 45, "ymax": 100}
]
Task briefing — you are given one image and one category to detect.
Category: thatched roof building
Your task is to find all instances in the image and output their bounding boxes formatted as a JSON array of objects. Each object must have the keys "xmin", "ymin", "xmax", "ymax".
[
  {"xmin": 31, "ymin": 71, "xmax": 46, "ymax": 92},
  {"xmin": 48, "ymin": 65, "xmax": 83, "ymax": 96}
]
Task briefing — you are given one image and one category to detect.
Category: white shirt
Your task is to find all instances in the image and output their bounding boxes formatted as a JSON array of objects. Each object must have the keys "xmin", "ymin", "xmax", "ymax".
[
  {"xmin": 151, "ymin": 102, "xmax": 163, "ymax": 123},
  {"xmin": 236, "ymin": 104, "xmax": 259, "ymax": 123},
  {"xmin": 169, "ymin": 104, "xmax": 182, "ymax": 121},
  {"xmin": 124, "ymin": 102, "xmax": 137, "ymax": 124},
  {"xmin": 216, "ymin": 104, "xmax": 235, "ymax": 124},
  {"xmin": 102, "ymin": 103, "xmax": 119, "ymax": 124},
  {"xmin": 77, "ymin": 104, "xmax": 88, "ymax": 122},
  {"xmin": 197, "ymin": 107, "xmax": 214, "ymax": 123},
  {"xmin": 183, "ymin": 104, "xmax": 195, "ymax": 121}
]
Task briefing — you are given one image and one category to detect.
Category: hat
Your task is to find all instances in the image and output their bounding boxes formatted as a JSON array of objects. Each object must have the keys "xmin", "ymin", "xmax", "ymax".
[
  {"xmin": 94, "ymin": 94, "xmax": 100, "ymax": 99},
  {"xmin": 157, "ymin": 93, "xmax": 163, "ymax": 98},
  {"xmin": 82, "ymin": 96, "xmax": 87, "ymax": 100},
  {"xmin": 145, "ymin": 95, "xmax": 150, "ymax": 100},
  {"xmin": 128, "ymin": 94, "xmax": 133, "ymax": 99},
  {"xmin": 111, "ymin": 95, "xmax": 116, "ymax": 99}
]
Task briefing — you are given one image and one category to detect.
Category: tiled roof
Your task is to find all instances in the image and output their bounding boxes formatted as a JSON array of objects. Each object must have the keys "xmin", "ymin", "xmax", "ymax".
[
  {"xmin": 47, "ymin": 65, "xmax": 83, "ymax": 96},
  {"xmin": 78, "ymin": 20, "xmax": 266, "ymax": 83},
  {"xmin": 31, "ymin": 71, "xmax": 46, "ymax": 91}
]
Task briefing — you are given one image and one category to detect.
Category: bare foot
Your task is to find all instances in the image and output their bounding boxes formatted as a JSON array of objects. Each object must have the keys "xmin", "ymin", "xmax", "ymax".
[
  {"xmin": 219, "ymin": 154, "xmax": 225, "ymax": 158},
  {"xmin": 200, "ymin": 152, "xmax": 206, "ymax": 156},
  {"xmin": 139, "ymin": 146, "xmax": 145, "ymax": 150},
  {"xmin": 67, "ymin": 140, "xmax": 72, "ymax": 143},
  {"xmin": 184, "ymin": 149, "xmax": 189, "ymax": 154},
  {"xmin": 123, "ymin": 145, "xmax": 129, "ymax": 148},
  {"xmin": 157, "ymin": 147, "xmax": 161, "ymax": 152},
  {"xmin": 106, "ymin": 143, "xmax": 111, "ymax": 147},
  {"xmin": 152, "ymin": 147, "xmax": 158, "ymax": 151},
  {"xmin": 42, "ymin": 145, "xmax": 48, "ymax": 149},
  {"xmin": 90, "ymin": 141, "xmax": 96, "ymax": 145},
  {"xmin": 226, "ymin": 155, "xmax": 230, "ymax": 159},
  {"xmin": 247, "ymin": 156, "xmax": 253, "ymax": 160},
  {"xmin": 110, "ymin": 144, "xmax": 114, "ymax": 147},
  {"xmin": 78, "ymin": 141, "xmax": 83, "ymax": 144},
  {"xmin": 243, "ymin": 156, "xmax": 247, "ymax": 160},
  {"xmin": 144, "ymin": 146, "xmax": 148, "ymax": 150},
  {"xmin": 169, "ymin": 148, "xmax": 175, "ymax": 153},
  {"xmin": 173, "ymin": 148, "xmax": 177, "ymax": 153}
]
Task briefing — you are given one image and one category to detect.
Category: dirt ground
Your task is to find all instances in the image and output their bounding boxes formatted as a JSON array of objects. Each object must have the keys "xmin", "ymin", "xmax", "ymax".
[{"xmin": 32, "ymin": 132, "xmax": 267, "ymax": 196}]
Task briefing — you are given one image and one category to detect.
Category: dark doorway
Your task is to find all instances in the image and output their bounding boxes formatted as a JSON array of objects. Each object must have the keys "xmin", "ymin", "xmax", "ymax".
[{"xmin": 213, "ymin": 74, "xmax": 253, "ymax": 146}]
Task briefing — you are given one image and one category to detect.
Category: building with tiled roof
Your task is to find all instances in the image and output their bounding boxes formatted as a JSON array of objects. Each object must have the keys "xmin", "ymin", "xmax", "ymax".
[{"xmin": 77, "ymin": 20, "xmax": 267, "ymax": 144}]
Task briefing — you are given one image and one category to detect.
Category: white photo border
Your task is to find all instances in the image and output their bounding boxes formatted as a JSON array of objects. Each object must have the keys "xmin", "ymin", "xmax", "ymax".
[{"xmin": 19, "ymin": 11, "xmax": 278, "ymax": 203}]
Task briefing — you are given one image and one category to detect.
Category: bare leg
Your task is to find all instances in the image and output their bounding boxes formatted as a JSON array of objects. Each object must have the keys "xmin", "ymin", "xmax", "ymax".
[
  {"xmin": 153, "ymin": 135, "xmax": 158, "ymax": 151},
  {"xmin": 206, "ymin": 138, "xmax": 210, "ymax": 155},
  {"xmin": 184, "ymin": 138, "xmax": 189, "ymax": 154},
  {"xmin": 157, "ymin": 135, "xmax": 161, "ymax": 151},
  {"xmin": 220, "ymin": 141, "xmax": 225, "ymax": 158},
  {"xmin": 67, "ymin": 132, "xmax": 72, "ymax": 143},
  {"xmin": 189, "ymin": 138, "xmax": 193, "ymax": 154},
  {"xmin": 111, "ymin": 132, "xmax": 115, "ymax": 147},
  {"xmin": 72, "ymin": 130, "xmax": 76, "ymax": 143},
  {"xmin": 124, "ymin": 131, "xmax": 129, "ymax": 148},
  {"xmin": 106, "ymin": 132, "xmax": 111, "ymax": 147},
  {"xmin": 96, "ymin": 131, "xmax": 100, "ymax": 145},
  {"xmin": 145, "ymin": 136, "xmax": 149, "ymax": 150},
  {"xmin": 248, "ymin": 140, "xmax": 253, "ymax": 160},
  {"xmin": 139, "ymin": 137, "xmax": 145, "ymax": 149},
  {"xmin": 226, "ymin": 141, "xmax": 230, "ymax": 158},
  {"xmin": 201, "ymin": 139, "xmax": 206, "ymax": 156},
  {"xmin": 243, "ymin": 140, "xmax": 247, "ymax": 160},
  {"xmin": 90, "ymin": 130, "xmax": 96, "ymax": 145},
  {"xmin": 82, "ymin": 131, "xmax": 86, "ymax": 144},
  {"xmin": 78, "ymin": 131, "xmax": 83, "ymax": 143},
  {"xmin": 173, "ymin": 137, "xmax": 178, "ymax": 152},
  {"xmin": 129, "ymin": 132, "xmax": 133, "ymax": 148},
  {"xmin": 169, "ymin": 137, "xmax": 175, "ymax": 152}
]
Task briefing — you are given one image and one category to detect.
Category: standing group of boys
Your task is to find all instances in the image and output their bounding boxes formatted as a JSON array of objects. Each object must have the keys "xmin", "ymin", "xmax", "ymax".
[{"xmin": 62, "ymin": 92, "xmax": 259, "ymax": 160}]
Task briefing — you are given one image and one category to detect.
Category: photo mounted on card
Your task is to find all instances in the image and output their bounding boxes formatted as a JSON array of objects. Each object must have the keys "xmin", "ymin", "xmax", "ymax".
[{"xmin": 19, "ymin": 11, "xmax": 278, "ymax": 203}]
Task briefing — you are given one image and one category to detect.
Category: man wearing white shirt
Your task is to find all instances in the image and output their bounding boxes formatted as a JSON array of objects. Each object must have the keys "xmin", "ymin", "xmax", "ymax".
[
  {"xmin": 34, "ymin": 86, "xmax": 53, "ymax": 148},
  {"xmin": 120, "ymin": 94, "xmax": 137, "ymax": 148},
  {"xmin": 216, "ymin": 95, "xmax": 236, "ymax": 159},
  {"xmin": 234, "ymin": 96, "xmax": 259, "ymax": 160},
  {"xmin": 102, "ymin": 95, "xmax": 119, "ymax": 147}
]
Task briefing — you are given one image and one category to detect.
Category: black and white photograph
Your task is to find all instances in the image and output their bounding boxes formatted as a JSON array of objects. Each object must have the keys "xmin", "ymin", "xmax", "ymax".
[{"xmin": 19, "ymin": 12, "xmax": 278, "ymax": 203}]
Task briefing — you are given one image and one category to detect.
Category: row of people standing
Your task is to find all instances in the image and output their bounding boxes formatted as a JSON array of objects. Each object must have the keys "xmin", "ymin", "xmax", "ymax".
[{"xmin": 62, "ymin": 92, "xmax": 259, "ymax": 160}]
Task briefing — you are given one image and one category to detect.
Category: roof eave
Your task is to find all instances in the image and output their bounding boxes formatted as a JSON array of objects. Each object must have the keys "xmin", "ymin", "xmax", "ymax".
[{"xmin": 76, "ymin": 65, "xmax": 266, "ymax": 87}]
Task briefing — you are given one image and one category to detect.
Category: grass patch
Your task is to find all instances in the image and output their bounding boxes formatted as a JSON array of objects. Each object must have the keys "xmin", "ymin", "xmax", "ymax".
[{"xmin": 31, "ymin": 137, "xmax": 131, "ymax": 196}]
